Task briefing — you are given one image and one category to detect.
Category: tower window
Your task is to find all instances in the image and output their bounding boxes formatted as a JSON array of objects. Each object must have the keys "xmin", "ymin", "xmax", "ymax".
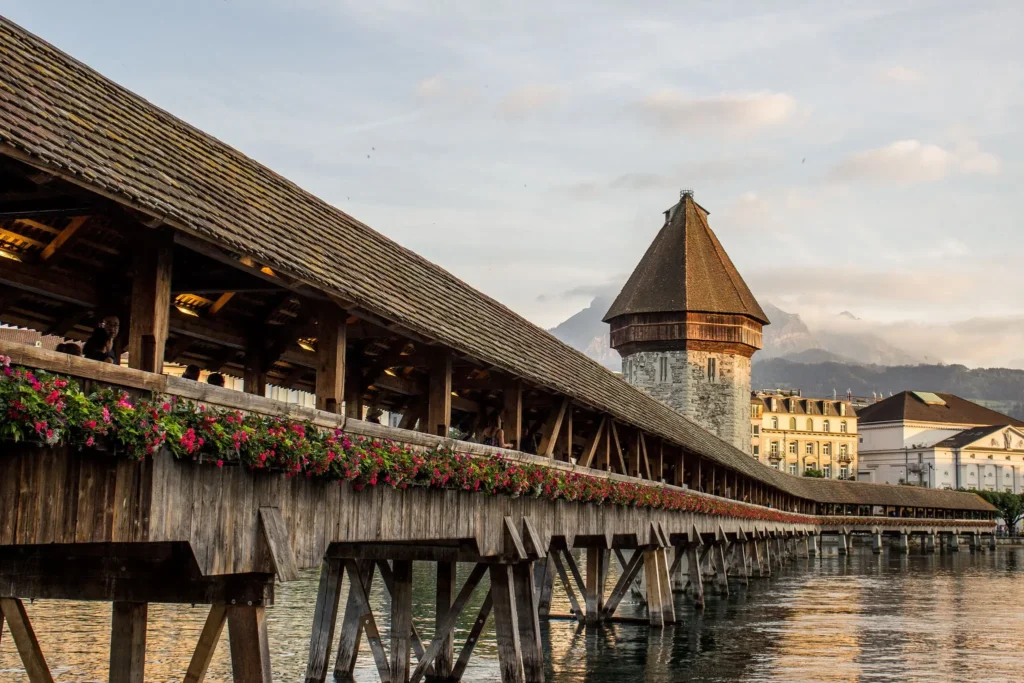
[
  {"xmin": 707, "ymin": 357, "xmax": 717, "ymax": 382},
  {"xmin": 658, "ymin": 355, "xmax": 669, "ymax": 384}
]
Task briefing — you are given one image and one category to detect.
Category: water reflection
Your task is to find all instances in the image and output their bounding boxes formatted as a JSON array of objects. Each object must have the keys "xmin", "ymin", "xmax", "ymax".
[{"xmin": 2, "ymin": 549, "xmax": 1023, "ymax": 681}]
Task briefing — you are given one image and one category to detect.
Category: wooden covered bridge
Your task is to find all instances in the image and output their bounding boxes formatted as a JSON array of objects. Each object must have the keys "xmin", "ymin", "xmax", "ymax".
[{"xmin": 0, "ymin": 16, "xmax": 996, "ymax": 683}]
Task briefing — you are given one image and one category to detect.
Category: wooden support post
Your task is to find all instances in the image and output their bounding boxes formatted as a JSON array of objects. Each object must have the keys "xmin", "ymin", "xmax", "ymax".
[
  {"xmin": 501, "ymin": 380, "xmax": 523, "ymax": 450},
  {"xmin": 315, "ymin": 303, "xmax": 346, "ymax": 413},
  {"xmin": 488, "ymin": 565, "xmax": 526, "ymax": 683},
  {"xmin": 656, "ymin": 549, "xmax": 675, "ymax": 624},
  {"xmin": 128, "ymin": 228, "xmax": 173, "ymax": 373},
  {"xmin": 512, "ymin": 563, "xmax": 544, "ymax": 683},
  {"xmin": 243, "ymin": 336, "xmax": 267, "ymax": 397},
  {"xmin": 551, "ymin": 549, "xmax": 585, "ymax": 621},
  {"xmin": 535, "ymin": 557, "xmax": 555, "ymax": 618},
  {"xmin": 578, "ymin": 416, "xmax": 605, "ymax": 469},
  {"xmin": 689, "ymin": 457, "xmax": 701, "ymax": 492},
  {"xmin": 686, "ymin": 546, "xmax": 704, "ymax": 608},
  {"xmin": 0, "ymin": 598, "xmax": 54, "ymax": 683},
  {"xmin": 584, "ymin": 547, "xmax": 607, "ymax": 624},
  {"xmin": 335, "ymin": 560, "xmax": 375, "ymax": 681},
  {"xmin": 714, "ymin": 544, "xmax": 729, "ymax": 597},
  {"xmin": 109, "ymin": 601, "xmax": 147, "ymax": 683},
  {"xmin": 609, "ymin": 422, "xmax": 627, "ymax": 474},
  {"xmin": 227, "ymin": 605, "xmax": 273, "ymax": 683},
  {"xmin": 433, "ymin": 561, "xmax": 457, "ymax": 680},
  {"xmin": 185, "ymin": 605, "xmax": 227, "ymax": 683},
  {"xmin": 751, "ymin": 538, "xmax": 765, "ymax": 577},
  {"xmin": 642, "ymin": 550, "xmax": 664, "ymax": 627},
  {"xmin": 426, "ymin": 351, "xmax": 452, "ymax": 437},
  {"xmin": 627, "ymin": 431, "xmax": 640, "ymax": 478},
  {"xmin": 391, "ymin": 560, "xmax": 414, "ymax": 683},
  {"xmin": 305, "ymin": 558, "xmax": 345, "ymax": 683}
]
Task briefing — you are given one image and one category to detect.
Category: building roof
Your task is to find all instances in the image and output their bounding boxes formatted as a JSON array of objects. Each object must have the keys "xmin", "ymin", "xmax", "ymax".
[
  {"xmin": 753, "ymin": 394, "xmax": 855, "ymax": 418},
  {"xmin": 801, "ymin": 478, "xmax": 995, "ymax": 511},
  {"xmin": 603, "ymin": 194, "xmax": 769, "ymax": 324},
  {"xmin": 857, "ymin": 391, "xmax": 1024, "ymax": 427},
  {"xmin": 933, "ymin": 425, "xmax": 1024, "ymax": 450},
  {"xmin": 0, "ymin": 18, "xmax": 992, "ymax": 515}
]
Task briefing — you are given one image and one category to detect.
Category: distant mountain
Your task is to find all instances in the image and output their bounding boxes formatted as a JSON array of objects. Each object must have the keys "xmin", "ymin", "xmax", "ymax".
[
  {"xmin": 550, "ymin": 298, "xmax": 923, "ymax": 370},
  {"xmin": 752, "ymin": 358, "xmax": 1024, "ymax": 419},
  {"xmin": 547, "ymin": 295, "xmax": 620, "ymax": 371}
]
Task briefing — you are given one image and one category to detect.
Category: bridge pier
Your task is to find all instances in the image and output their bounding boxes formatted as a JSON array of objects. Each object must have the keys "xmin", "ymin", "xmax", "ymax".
[
  {"xmin": 924, "ymin": 532, "xmax": 936, "ymax": 553},
  {"xmin": 870, "ymin": 532, "xmax": 882, "ymax": 555},
  {"xmin": 968, "ymin": 532, "xmax": 980, "ymax": 553},
  {"xmin": 896, "ymin": 532, "xmax": 910, "ymax": 555},
  {"xmin": 989, "ymin": 532, "xmax": 997, "ymax": 551},
  {"xmin": 949, "ymin": 531, "xmax": 961, "ymax": 552},
  {"xmin": 838, "ymin": 533, "xmax": 850, "ymax": 556},
  {"xmin": 807, "ymin": 533, "xmax": 819, "ymax": 557}
]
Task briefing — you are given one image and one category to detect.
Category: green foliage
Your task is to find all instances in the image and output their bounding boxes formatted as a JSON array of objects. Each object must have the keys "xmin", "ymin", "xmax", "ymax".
[
  {"xmin": 803, "ymin": 468, "xmax": 825, "ymax": 478},
  {"xmin": 974, "ymin": 490, "xmax": 1024, "ymax": 531}
]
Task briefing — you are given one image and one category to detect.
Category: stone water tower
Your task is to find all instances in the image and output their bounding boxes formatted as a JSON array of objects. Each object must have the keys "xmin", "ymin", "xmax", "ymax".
[{"xmin": 604, "ymin": 192, "xmax": 769, "ymax": 452}]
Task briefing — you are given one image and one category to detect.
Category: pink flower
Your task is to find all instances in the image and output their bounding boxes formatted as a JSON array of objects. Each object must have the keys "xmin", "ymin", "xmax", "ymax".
[
  {"xmin": 86, "ymin": 436, "xmax": 94, "ymax": 447},
  {"xmin": 102, "ymin": 406, "xmax": 111, "ymax": 424},
  {"xmin": 216, "ymin": 459, "xmax": 224, "ymax": 468},
  {"xmin": 161, "ymin": 402, "xmax": 170, "ymax": 412}
]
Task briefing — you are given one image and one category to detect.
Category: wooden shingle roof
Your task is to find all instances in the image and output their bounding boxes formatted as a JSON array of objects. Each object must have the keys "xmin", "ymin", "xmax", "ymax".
[
  {"xmin": 0, "ymin": 17, "xmax": 992, "ymax": 514},
  {"xmin": 604, "ymin": 194, "xmax": 769, "ymax": 324}
]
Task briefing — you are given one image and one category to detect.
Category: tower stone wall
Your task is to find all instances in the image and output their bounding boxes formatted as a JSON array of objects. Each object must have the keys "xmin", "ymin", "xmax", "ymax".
[{"xmin": 622, "ymin": 349, "xmax": 752, "ymax": 453}]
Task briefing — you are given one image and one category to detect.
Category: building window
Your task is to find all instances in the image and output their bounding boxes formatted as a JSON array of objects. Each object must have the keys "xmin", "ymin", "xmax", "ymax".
[
  {"xmin": 823, "ymin": 403, "xmax": 830, "ymax": 415},
  {"xmin": 657, "ymin": 356, "xmax": 669, "ymax": 384},
  {"xmin": 840, "ymin": 444, "xmax": 848, "ymax": 457},
  {"xmin": 789, "ymin": 417, "xmax": 797, "ymax": 430},
  {"xmin": 840, "ymin": 465, "xmax": 849, "ymax": 479},
  {"xmin": 751, "ymin": 404, "xmax": 759, "ymax": 418},
  {"xmin": 707, "ymin": 357, "xmax": 717, "ymax": 382},
  {"xmin": 823, "ymin": 420, "xmax": 830, "ymax": 433},
  {"xmin": 770, "ymin": 441, "xmax": 779, "ymax": 455},
  {"xmin": 840, "ymin": 421, "xmax": 848, "ymax": 433},
  {"xmin": 823, "ymin": 443, "xmax": 832, "ymax": 456},
  {"xmin": 806, "ymin": 443, "xmax": 814, "ymax": 455},
  {"xmin": 840, "ymin": 403, "xmax": 847, "ymax": 416},
  {"xmin": 806, "ymin": 418, "xmax": 813, "ymax": 431},
  {"xmin": 789, "ymin": 464, "xmax": 797, "ymax": 475},
  {"xmin": 771, "ymin": 417, "xmax": 778, "ymax": 430},
  {"xmin": 753, "ymin": 445, "xmax": 759, "ymax": 456},
  {"xmin": 789, "ymin": 441, "xmax": 798, "ymax": 454},
  {"xmin": 823, "ymin": 464, "xmax": 832, "ymax": 478}
]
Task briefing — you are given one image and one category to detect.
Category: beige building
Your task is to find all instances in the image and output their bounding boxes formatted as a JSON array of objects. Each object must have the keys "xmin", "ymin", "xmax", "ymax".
[{"xmin": 751, "ymin": 392, "xmax": 858, "ymax": 479}]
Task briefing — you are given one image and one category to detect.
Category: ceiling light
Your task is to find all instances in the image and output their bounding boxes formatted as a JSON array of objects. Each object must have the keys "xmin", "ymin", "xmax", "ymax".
[
  {"xmin": 384, "ymin": 367, "xmax": 397, "ymax": 377},
  {"xmin": 174, "ymin": 304, "xmax": 199, "ymax": 317},
  {"xmin": 0, "ymin": 249, "xmax": 22, "ymax": 262},
  {"xmin": 297, "ymin": 338, "xmax": 317, "ymax": 352}
]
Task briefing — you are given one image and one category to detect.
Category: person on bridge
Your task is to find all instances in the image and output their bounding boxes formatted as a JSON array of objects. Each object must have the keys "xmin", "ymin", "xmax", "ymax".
[{"xmin": 181, "ymin": 364, "xmax": 201, "ymax": 381}]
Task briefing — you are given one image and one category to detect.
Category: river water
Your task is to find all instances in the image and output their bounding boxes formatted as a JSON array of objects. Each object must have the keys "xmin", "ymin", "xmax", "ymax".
[{"xmin": 2, "ymin": 546, "xmax": 1023, "ymax": 682}]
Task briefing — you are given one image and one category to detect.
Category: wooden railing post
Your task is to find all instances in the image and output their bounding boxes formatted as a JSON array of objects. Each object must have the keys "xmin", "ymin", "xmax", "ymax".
[
  {"xmin": 315, "ymin": 303, "xmax": 346, "ymax": 413},
  {"xmin": 127, "ymin": 227, "xmax": 172, "ymax": 373}
]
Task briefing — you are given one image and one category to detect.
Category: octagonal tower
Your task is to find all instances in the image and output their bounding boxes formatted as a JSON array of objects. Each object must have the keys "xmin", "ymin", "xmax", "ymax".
[{"xmin": 604, "ymin": 192, "xmax": 769, "ymax": 453}]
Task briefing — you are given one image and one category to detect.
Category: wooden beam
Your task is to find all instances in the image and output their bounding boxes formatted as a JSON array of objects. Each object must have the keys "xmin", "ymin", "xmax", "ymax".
[
  {"xmin": 512, "ymin": 562, "xmax": 544, "ymax": 683},
  {"xmin": 257, "ymin": 507, "xmax": 299, "ymax": 582},
  {"xmin": 109, "ymin": 601, "xmax": 148, "ymax": 683},
  {"xmin": 127, "ymin": 228, "xmax": 173, "ymax": 373},
  {"xmin": 0, "ymin": 598, "xmax": 54, "ymax": 683},
  {"xmin": 639, "ymin": 433, "xmax": 652, "ymax": 480},
  {"xmin": 434, "ymin": 561, "xmax": 456, "ymax": 680},
  {"xmin": 609, "ymin": 422, "xmax": 628, "ymax": 475},
  {"xmin": 342, "ymin": 560, "xmax": 391, "ymax": 683},
  {"xmin": 227, "ymin": 605, "xmax": 273, "ymax": 683},
  {"xmin": 244, "ymin": 335, "xmax": 267, "ymax": 397},
  {"xmin": 315, "ymin": 302, "xmax": 346, "ymax": 413},
  {"xmin": 451, "ymin": 590, "xmax": 492, "ymax": 681},
  {"xmin": 409, "ymin": 563, "xmax": 488, "ymax": 683},
  {"xmin": 537, "ymin": 397, "xmax": 569, "ymax": 458},
  {"xmin": 425, "ymin": 350, "xmax": 452, "ymax": 437},
  {"xmin": 333, "ymin": 560, "xmax": 374, "ymax": 681},
  {"xmin": 390, "ymin": 560, "xmax": 414, "ymax": 683},
  {"xmin": 488, "ymin": 564, "xmax": 525, "ymax": 683},
  {"xmin": 184, "ymin": 605, "xmax": 227, "ymax": 683},
  {"xmin": 501, "ymin": 379, "xmax": 523, "ymax": 450},
  {"xmin": 43, "ymin": 306, "xmax": 90, "ymax": 336},
  {"xmin": 0, "ymin": 258, "xmax": 97, "ymax": 307},
  {"xmin": 39, "ymin": 215, "xmax": 88, "ymax": 262},
  {"xmin": 209, "ymin": 291, "xmax": 236, "ymax": 316},
  {"xmin": 578, "ymin": 416, "xmax": 606, "ymax": 469}
]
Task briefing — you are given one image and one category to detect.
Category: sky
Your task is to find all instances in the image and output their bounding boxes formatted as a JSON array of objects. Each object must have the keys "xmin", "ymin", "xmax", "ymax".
[{"xmin": 5, "ymin": 1, "xmax": 1024, "ymax": 364}]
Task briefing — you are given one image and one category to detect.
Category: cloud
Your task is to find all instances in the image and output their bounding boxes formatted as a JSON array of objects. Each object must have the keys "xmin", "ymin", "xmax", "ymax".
[
  {"xmin": 636, "ymin": 90, "xmax": 796, "ymax": 134},
  {"xmin": 416, "ymin": 76, "xmax": 445, "ymax": 98},
  {"xmin": 828, "ymin": 139, "xmax": 1000, "ymax": 184},
  {"xmin": 498, "ymin": 84, "xmax": 561, "ymax": 120},
  {"xmin": 878, "ymin": 65, "xmax": 923, "ymax": 84}
]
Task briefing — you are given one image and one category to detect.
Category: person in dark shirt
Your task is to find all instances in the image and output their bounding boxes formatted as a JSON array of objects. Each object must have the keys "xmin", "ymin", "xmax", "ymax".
[
  {"xmin": 182, "ymin": 364, "xmax": 201, "ymax": 381},
  {"xmin": 207, "ymin": 373, "xmax": 225, "ymax": 387},
  {"xmin": 82, "ymin": 328, "xmax": 113, "ymax": 363}
]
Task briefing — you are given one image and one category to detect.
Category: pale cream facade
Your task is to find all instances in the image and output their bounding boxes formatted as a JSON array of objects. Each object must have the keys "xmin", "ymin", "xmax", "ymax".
[{"xmin": 750, "ymin": 393, "xmax": 858, "ymax": 480}]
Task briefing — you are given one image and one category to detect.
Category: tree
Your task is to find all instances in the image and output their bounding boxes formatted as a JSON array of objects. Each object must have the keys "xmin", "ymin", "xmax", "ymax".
[
  {"xmin": 975, "ymin": 490, "xmax": 1024, "ymax": 533},
  {"xmin": 803, "ymin": 468, "xmax": 825, "ymax": 478}
]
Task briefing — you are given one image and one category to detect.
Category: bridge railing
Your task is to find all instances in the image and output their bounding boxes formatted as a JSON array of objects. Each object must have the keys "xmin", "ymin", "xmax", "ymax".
[{"xmin": 0, "ymin": 340, "xmax": 816, "ymax": 527}]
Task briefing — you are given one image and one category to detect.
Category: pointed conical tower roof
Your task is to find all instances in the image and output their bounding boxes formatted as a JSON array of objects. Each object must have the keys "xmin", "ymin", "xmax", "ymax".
[{"xmin": 604, "ymin": 193, "xmax": 768, "ymax": 324}]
